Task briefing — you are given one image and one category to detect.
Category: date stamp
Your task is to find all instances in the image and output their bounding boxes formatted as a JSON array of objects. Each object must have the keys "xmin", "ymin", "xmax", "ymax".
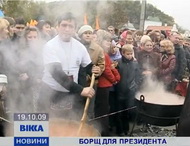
[{"xmin": 14, "ymin": 113, "xmax": 49, "ymax": 121}]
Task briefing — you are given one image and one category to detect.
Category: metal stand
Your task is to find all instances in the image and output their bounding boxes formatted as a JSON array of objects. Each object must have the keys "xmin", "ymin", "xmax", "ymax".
[
  {"xmin": 129, "ymin": 108, "xmax": 139, "ymax": 136},
  {"xmin": 130, "ymin": 95, "xmax": 180, "ymax": 136},
  {"xmin": 129, "ymin": 95, "xmax": 144, "ymax": 136}
]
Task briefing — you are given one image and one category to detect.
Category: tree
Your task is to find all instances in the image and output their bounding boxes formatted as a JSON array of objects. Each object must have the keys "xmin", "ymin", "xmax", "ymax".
[
  {"xmin": 2, "ymin": 0, "xmax": 48, "ymax": 22},
  {"xmin": 0, "ymin": 0, "xmax": 180, "ymax": 31}
]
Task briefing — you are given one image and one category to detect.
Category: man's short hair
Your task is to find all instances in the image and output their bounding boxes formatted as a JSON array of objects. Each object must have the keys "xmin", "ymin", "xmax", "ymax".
[
  {"xmin": 57, "ymin": 12, "xmax": 77, "ymax": 27},
  {"xmin": 14, "ymin": 17, "xmax": 25, "ymax": 25}
]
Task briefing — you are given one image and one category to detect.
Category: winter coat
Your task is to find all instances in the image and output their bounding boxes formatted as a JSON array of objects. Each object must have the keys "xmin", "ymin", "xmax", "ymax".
[
  {"xmin": 159, "ymin": 53, "xmax": 176, "ymax": 84},
  {"xmin": 17, "ymin": 46, "xmax": 43, "ymax": 90},
  {"xmin": 87, "ymin": 41, "xmax": 105, "ymax": 73},
  {"xmin": 183, "ymin": 46, "xmax": 190, "ymax": 71},
  {"xmin": 172, "ymin": 44, "xmax": 186, "ymax": 80},
  {"xmin": 98, "ymin": 53, "xmax": 120, "ymax": 88},
  {"xmin": 137, "ymin": 50, "xmax": 160, "ymax": 75},
  {"xmin": 116, "ymin": 56, "xmax": 142, "ymax": 98},
  {"xmin": 78, "ymin": 41, "xmax": 105, "ymax": 87}
]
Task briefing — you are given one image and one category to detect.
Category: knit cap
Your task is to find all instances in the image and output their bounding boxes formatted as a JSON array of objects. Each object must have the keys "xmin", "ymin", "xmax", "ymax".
[{"xmin": 78, "ymin": 25, "xmax": 93, "ymax": 36}]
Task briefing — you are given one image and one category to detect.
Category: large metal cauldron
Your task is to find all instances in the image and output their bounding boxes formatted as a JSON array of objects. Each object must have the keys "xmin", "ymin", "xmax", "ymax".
[
  {"xmin": 49, "ymin": 119, "xmax": 100, "ymax": 137},
  {"xmin": 135, "ymin": 95, "xmax": 184, "ymax": 126}
]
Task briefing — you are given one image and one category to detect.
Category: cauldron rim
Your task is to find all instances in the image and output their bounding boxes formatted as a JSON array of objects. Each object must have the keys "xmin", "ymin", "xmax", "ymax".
[
  {"xmin": 135, "ymin": 97, "xmax": 184, "ymax": 107},
  {"xmin": 135, "ymin": 94, "xmax": 185, "ymax": 107}
]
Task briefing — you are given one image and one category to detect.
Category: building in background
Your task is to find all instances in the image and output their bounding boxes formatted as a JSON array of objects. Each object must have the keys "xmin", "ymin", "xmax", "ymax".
[{"xmin": 144, "ymin": 16, "xmax": 162, "ymax": 30}]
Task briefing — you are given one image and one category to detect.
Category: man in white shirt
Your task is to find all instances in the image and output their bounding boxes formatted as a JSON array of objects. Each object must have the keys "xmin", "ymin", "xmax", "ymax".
[{"xmin": 39, "ymin": 12, "xmax": 98, "ymax": 118}]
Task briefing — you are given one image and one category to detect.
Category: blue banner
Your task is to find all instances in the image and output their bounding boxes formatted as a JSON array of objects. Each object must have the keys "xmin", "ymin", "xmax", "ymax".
[{"xmin": 14, "ymin": 137, "xmax": 49, "ymax": 146}]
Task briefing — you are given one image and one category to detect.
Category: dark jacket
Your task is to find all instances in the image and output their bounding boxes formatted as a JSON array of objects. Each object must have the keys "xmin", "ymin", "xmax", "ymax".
[
  {"xmin": 116, "ymin": 56, "xmax": 142, "ymax": 98},
  {"xmin": 172, "ymin": 44, "xmax": 186, "ymax": 80},
  {"xmin": 17, "ymin": 46, "xmax": 44, "ymax": 88},
  {"xmin": 137, "ymin": 50, "xmax": 160, "ymax": 76},
  {"xmin": 177, "ymin": 78, "xmax": 190, "ymax": 136},
  {"xmin": 183, "ymin": 46, "xmax": 190, "ymax": 71}
]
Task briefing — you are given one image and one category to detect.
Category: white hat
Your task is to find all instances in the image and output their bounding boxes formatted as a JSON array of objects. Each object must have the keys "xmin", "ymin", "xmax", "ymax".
[
  {"xmin": 78, "ymin": 25, "xmax": 93, "ymax": 36},
  {"xmin": 0, "ymin": 74, "xmax": 8, "ymax": 84}
]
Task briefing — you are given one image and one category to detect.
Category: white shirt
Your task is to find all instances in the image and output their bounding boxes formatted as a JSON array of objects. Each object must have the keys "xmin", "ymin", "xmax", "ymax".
[{"xmin": 42, "ymin": 35, "xmax": 91, "ymax": 92}]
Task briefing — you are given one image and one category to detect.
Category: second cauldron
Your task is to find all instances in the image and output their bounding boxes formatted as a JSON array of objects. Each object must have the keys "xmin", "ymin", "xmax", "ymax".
[{"xmin": 135, "ymin": 94, "xmax": 185, "ymax": 126}]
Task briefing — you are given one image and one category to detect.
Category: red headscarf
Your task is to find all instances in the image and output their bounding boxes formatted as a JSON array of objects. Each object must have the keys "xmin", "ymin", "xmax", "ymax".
[{"xmin": 119, "ymin": 30, "xmax": 128, "ymax": 46}]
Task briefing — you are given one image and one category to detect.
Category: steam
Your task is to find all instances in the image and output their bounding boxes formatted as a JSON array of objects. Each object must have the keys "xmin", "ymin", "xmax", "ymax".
[
  {"xmin": 47, "ymin": 0, "xmax": 114, "ymax": 29},
  {"xmin": 2, "ymin": 37, "xmax": 95, "ymax": 137},
  {"xmin": 140, "ymin": 75, "xmax": 165, "ymax": 93},
  {"xmin": 136, "ymin": 75, "xmax": 185, "ymax": 105},
  {"xmin": 1, "ymin": 0, "xmax": 116, "ymax": 136},
  {"xmin": 48, "ymin": 1, "xmax": 88, "ymax": 28},
  {"xmin": 95, "ymin": 0, "xmax": 113, "ymax": 28}
]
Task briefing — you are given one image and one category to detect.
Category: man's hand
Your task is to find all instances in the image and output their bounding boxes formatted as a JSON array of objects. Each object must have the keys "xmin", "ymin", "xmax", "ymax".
[
  {"xmin": 80, "ymin": 87, "xmax": 95, "ymax": 98},
  {"xmin": 92, "ymin": 66, "xmax": 101, "ymax": 77}
]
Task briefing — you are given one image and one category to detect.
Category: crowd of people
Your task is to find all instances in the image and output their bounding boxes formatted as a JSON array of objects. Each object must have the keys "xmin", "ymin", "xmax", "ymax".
[{"xmin": 0, "ymin": 12, "xmax": 190, "ymax": 137}]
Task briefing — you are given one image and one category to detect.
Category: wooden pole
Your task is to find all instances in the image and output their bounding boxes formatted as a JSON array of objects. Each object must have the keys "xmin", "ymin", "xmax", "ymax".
[{"xmin": 77, "ymin": 73, "xmax": 95, "ymax": 136}]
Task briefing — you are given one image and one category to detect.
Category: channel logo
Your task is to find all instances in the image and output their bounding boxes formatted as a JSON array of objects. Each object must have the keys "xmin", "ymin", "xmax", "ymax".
[{"xmin": 20, "ymin": 125, "xmax": 44, "ymax": 132}]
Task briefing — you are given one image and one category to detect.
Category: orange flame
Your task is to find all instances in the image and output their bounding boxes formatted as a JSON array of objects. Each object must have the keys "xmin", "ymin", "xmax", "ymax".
[
  {"xmin": 95, "ymin": 16, "xmax": 100, "ymax": 30},
  {"xmin": 84, "ymin": 13, "xmax": 88, "ymax": 25},
  {"xmin": 27, "ymin": 19, "xmax": 38, "ymax": 26}
]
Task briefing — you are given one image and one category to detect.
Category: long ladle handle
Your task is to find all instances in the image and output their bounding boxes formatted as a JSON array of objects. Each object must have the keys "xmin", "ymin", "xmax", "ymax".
[{"xmin": 77, "ymin": 73, "xmax": 95, "ymax": 136}]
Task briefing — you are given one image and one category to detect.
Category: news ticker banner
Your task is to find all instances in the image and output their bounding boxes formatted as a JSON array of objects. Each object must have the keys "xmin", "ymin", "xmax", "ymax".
[
  {"xmin": 2, "ymin": 113, "xmax": 189, "ymax": 146},
  {"xmin": 1, "ymin": 137, "xmax": 190, "ymax": 146}
]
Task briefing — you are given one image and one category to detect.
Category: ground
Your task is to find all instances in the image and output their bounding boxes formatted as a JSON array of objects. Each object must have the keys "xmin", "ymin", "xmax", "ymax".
[{"xmin": 109, "ymin": 123, "xmax": 176, "ymax": 137}]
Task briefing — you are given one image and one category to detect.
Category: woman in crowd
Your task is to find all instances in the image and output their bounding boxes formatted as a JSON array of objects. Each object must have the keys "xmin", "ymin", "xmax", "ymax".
[
  {"xmin": 0, "ymin": 18, "xmax": 9, "ymax": 43},
  {"xmin": 158, "ymin": 39, "xmax": 176, "ymax": 91},
  {"xmin": 36, "ymin": 20, "xmax": 52, "ymax": 41},
  {"xmin": 137, "ymin": 39, "xmax": 160, "ymax": 79},
  {"xmin": 95, "ymin": 29, "xmax": 120, "ymax": 136},
  {"xmin": 4, "ymin": 17, "xmax": 15, "ymax": 39},
  {"xmin": 17, "ymin": 26, "xmax": 43, "ymax": 112}
]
